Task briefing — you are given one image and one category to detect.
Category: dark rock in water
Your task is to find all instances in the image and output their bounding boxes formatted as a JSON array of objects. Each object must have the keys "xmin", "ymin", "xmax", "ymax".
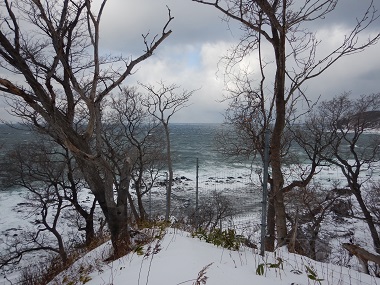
[
  {"xmin": 332, "ymin": 199, "xmax": 352, "ymax": 217},
  {"xmin": 331, "ymin": 188, "xmax": 352, "ymax": 196},
  {"xmin": 174, "ymin": 177, "xmax": 182, "ymax": 183},
  {"xmin": 157, "ymin": 181, "xmax": 167, "ymax": 187},
  {"xmin": 227, "ymin": 176, "xmax": 235, "ymax": 180},
  {"xmin": 179, "ymin": 175, "xmax": 192, "ymax": 181},
  {"xmin": 6, "ymin": 228, "xmax": 19, "ymax": 232}
]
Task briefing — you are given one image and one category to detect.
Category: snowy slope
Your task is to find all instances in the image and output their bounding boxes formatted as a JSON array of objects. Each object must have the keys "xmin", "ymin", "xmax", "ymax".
[{"xmin": 48, "ymin": 229, "xmax": 379, "ymax": 285}]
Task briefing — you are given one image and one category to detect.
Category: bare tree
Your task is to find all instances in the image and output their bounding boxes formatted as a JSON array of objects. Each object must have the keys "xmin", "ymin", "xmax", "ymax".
[
  {"xmin": 286, "ymin": 184, "xmax": 342, "ymax": 261},
  {"xmin": 103, "ymin": 87, "xmax": 166, "ymax": 223},
  {"xmin": 140, "ymin": 81, "xmax": 195, "ymax": 221},
  {"xmin": 192, "ymin": 0, "xmax": 380, "ymax": 248},
  {"xmin": 215, "ymin": 69, "xmax": 325, "ymax": 250},
  {"xmin": 1, "ymin": 142, "xmax": 74, "ymax": 268},
  {"xmin": 195, "ymin": 190, "xmax": 235, "ymax": 231},
  {"xmin": 366, "ymin": 182, "xmax": 380, "ymax": 226},
  {"xmin": 1, "ymin": 190, "xmax": 69, "ymax": 271},
  {"xmin": 302, "ymin": 93, "xmax": 380, "ymax": 253},
  {"xmin": 0, "ymin": 0, "xmax": 173, "ymax": 255}
]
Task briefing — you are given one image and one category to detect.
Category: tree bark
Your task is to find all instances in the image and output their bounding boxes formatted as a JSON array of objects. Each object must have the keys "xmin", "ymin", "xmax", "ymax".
[
  {"xmin": 270, "ymin": 18, "xmax": 288, "ymax": 247},
  {"xmin": 164, "ymin": 123, "xmax": 174, "ymax": 221},
  {"xmin": 352, "ymin": 188, "xmax": 380, "ymax": 254},
  {"xmin": 343, "ymin": 243, "xmax": 380, "ymax": 274},
  {"xmin": 127, "ymin": 191, "xmax": 140, "ymax": 222},
  {"xmin": 106, "ymin": 206, "xmax": 130, "ymax": 255},
  {"xmin": 76, "ymin": 156, "xmax": 131, "ymax": 255},
  {"xmin": 265, "ymin": 189, "xmax": 276, "ymax": 251}
]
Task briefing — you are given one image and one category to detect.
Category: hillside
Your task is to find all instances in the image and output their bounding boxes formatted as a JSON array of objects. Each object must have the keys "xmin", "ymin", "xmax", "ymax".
[
  {"xmin": 47, "ymin": 229, "xmax": 379, "ymax": 285},
  {"xmin": 338, "ymin": 110, "xmax": 380, "ymax": 129}
]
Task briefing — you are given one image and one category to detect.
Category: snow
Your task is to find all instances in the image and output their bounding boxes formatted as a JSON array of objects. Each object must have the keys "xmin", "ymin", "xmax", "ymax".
[
  {"xmin": 47, "ymin": 229, "xmax": 379, "ymax": 285},
  {"xmin": 1, "ymin": 162, "xmax": 380, "ymax": 285}
]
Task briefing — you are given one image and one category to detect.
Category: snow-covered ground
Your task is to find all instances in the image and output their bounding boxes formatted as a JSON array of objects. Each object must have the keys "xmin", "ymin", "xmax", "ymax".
[
  {"xmin": 47, "ymin": 229, "xmax": 379, "ymax": 285},
  {"xmin": 1, "ymin": 161, "xmax": 380, "ymax": 284}
]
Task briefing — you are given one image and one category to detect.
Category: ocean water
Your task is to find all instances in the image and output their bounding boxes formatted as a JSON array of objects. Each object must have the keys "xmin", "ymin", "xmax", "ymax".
[
  {"xmin": 0, "ymin": 124, "xmax": 37, "ymax": 154},
  {"xmin": 0, "ymin": 123, "xmax": 261, "ymax": 217},
  {"xmin": 170, "ymin": 123, "xmax": 253, "ymax": 175},
  {"xmin": 0, "ymin": 123, "xmax": 253, "ymax": 184},
  {"xmin": 1, "ymin": 123, "xmax": 379, "ymax": 215},
  {"xmin": 2, "ymin": 123, "xmax": 379, "ymax": 182}
]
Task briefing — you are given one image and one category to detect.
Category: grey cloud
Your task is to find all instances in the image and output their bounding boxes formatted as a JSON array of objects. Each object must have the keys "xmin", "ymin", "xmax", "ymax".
[
  {"xmin": 359, "ymin": 67, "xmax": 380, "ymax": 82},
  {"xmin": 1, "ymin": 0, "xmax": 379, "ymax": 123},
  {"xmin": 99, "ymin": 0, "xmax": 239, "ymax": 54}
]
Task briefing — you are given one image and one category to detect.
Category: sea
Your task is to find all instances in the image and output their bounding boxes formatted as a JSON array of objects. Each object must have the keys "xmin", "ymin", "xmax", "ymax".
[
  {"xmin": 1, "ymin": 123, "xmax": 380, "ymax": 283},
  {"xmin": 0, "ymin": 123, "xmax": 262, "ymax": 215},
  {"xmin": 0, "ymin": 123, "xmax": 254, "ymax": 180},
  {"xmin": 1, "ymin": 123, "xmax": 380, "ymax": 217}
]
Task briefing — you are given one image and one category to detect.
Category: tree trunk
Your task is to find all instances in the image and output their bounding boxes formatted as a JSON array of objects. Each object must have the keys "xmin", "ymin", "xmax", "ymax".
[
  {"xmin": 77, "ymin": 157, "xmax": 131, "ymax": 256},
  {"xmin": 164, "ymin": 123, "xmax": 173, "ymax": 221},
  {"xmin": 270, "ymin": 18, "xmax": 288, "ymax": 247},
  {"xmin": 309, "ymin": 229, "xmax": 318, "ymax": 260},
  {"xmin": 271, "ymin": 71, "xmax": 287, "ymax": 246},
  {"xmin": 135, "ymin": 174, "xmax": 147, "ymax": 222},
  {"xmin": 68, "ymin": 191, "xmax": 96, "ymax": 246},
  {"xmin": 135, "ymin": 147, "xmax": 147, "ymax": 222},
  {"xmin": 266, "ymin": 189, "xmax": 276, "ymax": 251},
  {"xmin": 343, "ymin": 243, "xmax": 380, "ymax": 274},
  {"xmin": 353, "ymin": 188, "xmax": 380, "ymax": 254},
  {"xmin": 137, "ymin": 192, "xmax": 147, "ymax": 222},
  {"xmin": 86, "ymin": 198, "xmax": 97, "ymax": 246},
  {"xmin": 107, "ymin": 205, "xmax": 130, "ymax": 255},
  {"xmin": 127, "ymin": 191, "xmax": 140, "ymax": 222},
  {"xmin": 84, "ymin": 215, "xmax": 95, "ymax": 246}
]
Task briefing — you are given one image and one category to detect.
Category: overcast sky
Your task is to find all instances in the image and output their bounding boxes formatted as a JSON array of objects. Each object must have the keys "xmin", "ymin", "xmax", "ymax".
[{"xmin": 1, "ymin": 0, "xmax": 380, "ymax": 123}]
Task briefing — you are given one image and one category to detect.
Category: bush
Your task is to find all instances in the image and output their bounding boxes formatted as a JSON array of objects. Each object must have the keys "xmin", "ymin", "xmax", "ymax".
[
  {"xmin": 193, "ymin": 228, "xmax": 244, "ymax": 251},
  {"xmin": 191, "ymin": 190, "xmax": 235, "ymax": 230}
]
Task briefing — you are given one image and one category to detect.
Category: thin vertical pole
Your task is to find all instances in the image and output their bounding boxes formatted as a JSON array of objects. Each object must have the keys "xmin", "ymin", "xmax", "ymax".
[
  {"xmin": 195, "ymin": 158, "xmax": 199, "ymax": 228},
  {"xmin": 165, "ymin": 171, "xmax": 169, "ymax": 220},
  {"xmin": 149, "ymin": 185, "xmax": 152, "ymax": 219},
  {"xmin": 260, "ymin": 129, "xmax": 270, "ymax": 256}
]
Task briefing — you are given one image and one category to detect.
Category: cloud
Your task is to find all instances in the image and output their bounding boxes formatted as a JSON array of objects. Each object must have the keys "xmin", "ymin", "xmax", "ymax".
[
  {"xmin": 1, "ymin": 0, "xmax": 379, "ymax": 123},
  {"xmin": 124, "ymin": 40, "xmax": 233, "ymax": 123}
]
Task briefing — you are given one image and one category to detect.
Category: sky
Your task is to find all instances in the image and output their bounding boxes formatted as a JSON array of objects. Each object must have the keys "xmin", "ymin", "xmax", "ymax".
[{"xmin": 1, "ymin": 0, "xmax": 380, "ymax": 123}]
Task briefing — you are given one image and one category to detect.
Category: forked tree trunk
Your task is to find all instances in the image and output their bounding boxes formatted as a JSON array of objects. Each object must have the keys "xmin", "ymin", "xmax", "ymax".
[
  {"xmin": 352, "ymin": 187, "xmax": 380, "ymax": 254},
  {"xmin": 77, "ymin": 157, "xmax": 131, "ymax": 256}
]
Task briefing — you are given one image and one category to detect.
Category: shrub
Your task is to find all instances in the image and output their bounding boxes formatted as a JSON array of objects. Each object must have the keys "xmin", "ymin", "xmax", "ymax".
[{"xmin": 193, "ymin": 228, "xmax": 244, "ymax": 251}]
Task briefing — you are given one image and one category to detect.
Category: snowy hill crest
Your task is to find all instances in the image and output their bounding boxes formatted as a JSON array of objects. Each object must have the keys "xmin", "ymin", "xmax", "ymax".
[{"xmin": 46, "ymin": 229, "xmax": 379, "ymax": 285}]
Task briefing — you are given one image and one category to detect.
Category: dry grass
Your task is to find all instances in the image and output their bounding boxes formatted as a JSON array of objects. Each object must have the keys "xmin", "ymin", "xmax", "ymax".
[{"xmin": 17, "ymin": 233, "xmax": 109, "ymax": 285}]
